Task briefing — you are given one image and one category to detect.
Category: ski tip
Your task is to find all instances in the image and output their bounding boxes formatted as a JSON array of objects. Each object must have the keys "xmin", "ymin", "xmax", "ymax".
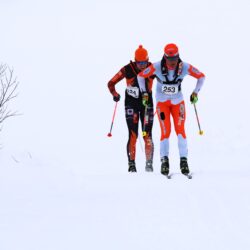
[
  {"xmin": 182, "ymin": 173, "xmax": 193, "ymax": 179},
  {"xmin": 166, "ymin": 173, "xmax": 172, "ymax": 179},
  {"xmin": 161, "ymin": 173, "xmax": 171, "ymax": 179}
]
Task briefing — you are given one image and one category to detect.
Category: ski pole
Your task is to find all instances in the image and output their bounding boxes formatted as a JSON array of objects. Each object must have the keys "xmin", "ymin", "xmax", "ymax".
[
  {"xmin": 142, "ymin": 104, "xmax": 148, "ymax": 137},
  {"xmin": 138, "ymin": 132, "xmax": 144, "ymax": 152},
  {"xmin": 193, "ymin": 103, "xmax": 204, "ymax": 135},
  {"xmin": 107, "ymin": 102, "xmax": 118, "ymax": 137}
]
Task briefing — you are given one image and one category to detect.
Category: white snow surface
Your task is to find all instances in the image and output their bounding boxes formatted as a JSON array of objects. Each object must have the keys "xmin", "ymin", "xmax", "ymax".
[{"xmin": 1, "ymin": 0, "xmax": 250, "ymax": 249}]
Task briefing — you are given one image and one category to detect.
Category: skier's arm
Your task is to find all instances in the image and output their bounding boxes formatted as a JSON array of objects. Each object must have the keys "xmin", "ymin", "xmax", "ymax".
[
  {"xmin": 187, "ymin": 65, "xmax": 205, "ymax": 94},
  {"xmin": 137, "ymin": 64, "xmax": 156, "ymax": 93},
  {"xmin": 107, "ymin": 67, "xmax": 125, "ymax": 97}
]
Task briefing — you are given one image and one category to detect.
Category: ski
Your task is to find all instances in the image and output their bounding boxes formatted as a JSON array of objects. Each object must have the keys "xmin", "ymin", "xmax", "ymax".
[
  {"xmin": 162, "ymin": 173, "xmax": 172, "ymax": 179},
  {"xmin": 182, "ymin": 173, "xmax": 193, "ymax": 179},
  {"xmin": 166, "ymin": 174, "xmax": 172, "ymax": 179},
  {"xmin": 162, "ymin": 173, "xmax": 193, "ymax": 179}
]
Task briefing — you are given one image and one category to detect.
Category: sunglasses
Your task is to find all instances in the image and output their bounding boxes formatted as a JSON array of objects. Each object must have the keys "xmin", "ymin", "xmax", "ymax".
[
  {"xmin": 136, "ymin": 61, "xmax": 148, "ymax": 66},
  {"xmin": 164, "ymin": 55, "xmax": 179, "ymax": 61}
]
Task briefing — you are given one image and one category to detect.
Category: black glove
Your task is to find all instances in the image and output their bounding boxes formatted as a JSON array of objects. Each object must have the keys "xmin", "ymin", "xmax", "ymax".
[{"xmin": 113, "ymin": 94, "xmax": 120, "ymax": 102}]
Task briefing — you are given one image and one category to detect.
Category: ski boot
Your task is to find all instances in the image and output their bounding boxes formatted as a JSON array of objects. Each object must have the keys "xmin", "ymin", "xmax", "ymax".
[
  {"xmin": 128, "ymin": 160, "xmax": 137, "ymax": 172},
  {"xmin": 180, "ymin": 157, "xmax": 190, "ymax": 175},
  {"xmin": 161, "ymin": 156, "xmax": 169, "ymax": 176},
  {"xmin": 145, "ymin": 160, "xmax": 153, "ymax": 172}
]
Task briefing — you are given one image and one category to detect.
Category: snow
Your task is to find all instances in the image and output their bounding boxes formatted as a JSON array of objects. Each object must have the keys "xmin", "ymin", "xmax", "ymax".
[{"xmin": 1, "ymin": 0, "xmax": 250, "ymax": 249}]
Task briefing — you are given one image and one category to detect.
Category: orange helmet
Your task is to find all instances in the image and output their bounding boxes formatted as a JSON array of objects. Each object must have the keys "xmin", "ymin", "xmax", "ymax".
[
  {"xmin": 164, "ymin": 43, "xmax": 179, "ymax": 57},
  {"xmin": 135, "ymin": 45, "xmax": 148, "ymax": 61}
]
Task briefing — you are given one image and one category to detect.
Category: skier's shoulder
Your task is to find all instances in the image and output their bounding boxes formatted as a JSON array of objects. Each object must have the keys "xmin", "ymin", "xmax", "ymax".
[
  {"xmin": 179, "ymin": 61, "xmax": 189, "ymax": 70},
  {"xmin": 154, "ymin": 60, "xmax": 165, "ymax": 75},
  {"xmin": 183, "ymin": 61, "xmax": 205, "ymax": 78},
  {"xmin": 153, "ymin": 61, "xmax": 162, "ymax": 70},
  {"xmin": 124, "ymin": 61, "xmax": 133, "ymax": 70},
  {"xmin": 122, "ymin": 61, "xmax": 138, "ymax": 76}
]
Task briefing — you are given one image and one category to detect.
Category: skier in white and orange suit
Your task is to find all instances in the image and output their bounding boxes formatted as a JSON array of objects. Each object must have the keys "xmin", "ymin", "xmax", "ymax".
[{"xmin": 138, "ymin": 43, "xmax": 205, "ymax": 176}]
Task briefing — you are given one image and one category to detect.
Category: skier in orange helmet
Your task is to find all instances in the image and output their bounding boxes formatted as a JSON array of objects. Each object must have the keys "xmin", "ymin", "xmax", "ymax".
[{"xmin": 138, "ymin": 43, "xmax": 205, "ymax": 177}]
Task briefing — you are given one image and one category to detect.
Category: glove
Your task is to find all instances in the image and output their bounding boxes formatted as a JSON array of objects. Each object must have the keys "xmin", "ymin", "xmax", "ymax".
[
  {"xmin": 190, "ymin": 93, "xmax": 198, "ymax": 104},
  {"xmin": 142, "ymin": 93, "xmax": 149, "ymax": 106},
  {"xmin": 113, "ymin": 93, "xmax": 120, "ymax": 102}
]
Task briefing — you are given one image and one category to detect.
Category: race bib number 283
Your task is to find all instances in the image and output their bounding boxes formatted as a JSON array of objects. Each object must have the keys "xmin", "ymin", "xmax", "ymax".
[{"xmin": 162, "ymin": 85, "xmax": 179, "ymax": 95}]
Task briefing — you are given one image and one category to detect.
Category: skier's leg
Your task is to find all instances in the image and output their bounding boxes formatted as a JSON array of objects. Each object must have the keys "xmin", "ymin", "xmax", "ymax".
[
  {"xmin": 157, "ymin": 101, "xmax": 171, "ymax": 175},
  {"xmin": 171, "ymin": 100, "xmax": 188, "ymax": 158},
  {"xmin": 140, "ymin": 105, "xmax": 154, "ymax": 171},
  {"xmin": 171, "ymin": 101, "xmax": 190, "ymax": 174},
  {"xmin": 125, "ymin": 106, "xmax": 139, "ymax": 172},
  {"xmin": 156, "ymin": 101, "xmax": 171, "ymax": 158}
]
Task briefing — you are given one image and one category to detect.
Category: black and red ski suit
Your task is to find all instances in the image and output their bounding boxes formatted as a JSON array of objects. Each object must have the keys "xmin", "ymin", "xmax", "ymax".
[{"xmin": 108, "ymin": 61, "xmax": 154, "ymax": 163}]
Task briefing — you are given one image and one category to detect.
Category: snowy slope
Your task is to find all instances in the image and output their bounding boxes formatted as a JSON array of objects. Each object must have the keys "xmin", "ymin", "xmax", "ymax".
[{"xmin": 1, "ymin": 0, "xmax": 250, "ymax": 249}]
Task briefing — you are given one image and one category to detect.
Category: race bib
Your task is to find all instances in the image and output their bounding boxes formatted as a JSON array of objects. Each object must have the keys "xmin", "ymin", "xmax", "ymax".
[
  {"xmin": 127, "ymin": 86, "xmax": 139, "ymax": 98},
  {"xmin": 162, "ymin": 85, "xmax": 179, "ymax": 95}
]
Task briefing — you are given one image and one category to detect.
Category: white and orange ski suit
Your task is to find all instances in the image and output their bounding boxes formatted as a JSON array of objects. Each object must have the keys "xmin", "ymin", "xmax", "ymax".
[{"xmin": 138, "ymin": 60, "xmax": 205, "ymax": 159}]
